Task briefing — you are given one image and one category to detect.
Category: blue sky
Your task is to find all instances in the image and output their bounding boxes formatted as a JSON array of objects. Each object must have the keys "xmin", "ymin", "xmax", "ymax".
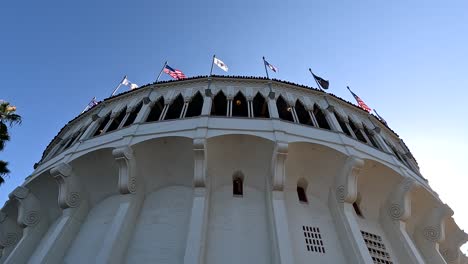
[{"xmin": 1, "ymin": 0, "xmax": 467, "ymax": 252}]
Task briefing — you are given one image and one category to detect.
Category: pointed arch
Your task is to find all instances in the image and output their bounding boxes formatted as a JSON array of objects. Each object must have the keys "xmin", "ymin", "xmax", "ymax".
[
  {"xmin": 348, "ymin": 117, "xmax": 367, "ymax": 143},
  {"xmin": 107, "ymin": 107, "xmax": 127, "ymax": 132},
  {"xmin": 211, "ymin": 91, "xmax": 227, "ymax": 116},
  {"xmin": 276, "ymin": 95, "xmax": 294, "ymax": 122},
  {"xmin": 333, "ymin": 112, "xmax": 351, "ymax": 136},
  {"xmin": 164, "ymin": 94, "xmax": 185, "ymax": 120},
  {"xmin": 232, "ymin": 91, "xmax": 248, "ymax": 117},
  {"xmin": 146, "ymin": 97, "xmax": 165, "ymax": 122},
  {"xmin": 295, "ymin": 100, "xmax": 313, "ymax": 126},
  {"xmin": 123, "ymin": 102, "xmax": 143, "ymax": 127},
  {"xmin": 252, "ymin": 92, "xmax": 269, "ymax": 118},
  {"xmin": 185, "ymin": 91, "xmax": 204, "ymax": 118},
  {"xmin": 312, "ymin": 104, "xmax": 330, "ymax": 130},
  {"xmin": 93, "ymin": 112, "xmax": 111, "ymax": 136}
]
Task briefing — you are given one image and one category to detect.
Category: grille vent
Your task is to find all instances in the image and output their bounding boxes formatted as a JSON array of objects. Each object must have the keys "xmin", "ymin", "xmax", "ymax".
[
  {"xmin": 302, "ymin": 226, "xmax": 325, "ymax": 253},
  {"xmin": 361, "ymin": 231, "xmax": 393, "ymax": 264}
]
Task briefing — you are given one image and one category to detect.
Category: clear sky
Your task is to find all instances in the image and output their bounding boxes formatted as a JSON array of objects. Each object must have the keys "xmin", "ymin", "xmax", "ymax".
[{"xmin": 1, "ymin": 0, "xmax": 467, "ymax": 252}]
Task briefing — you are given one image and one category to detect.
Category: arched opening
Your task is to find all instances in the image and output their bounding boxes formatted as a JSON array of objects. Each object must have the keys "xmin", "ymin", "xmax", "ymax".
[
  {"xmin": 276, "ymin": 95, "xmax": 294, "ymax": 122},
  {"xmin": 123, "ymin": 102, "xmax": 143, "ymax": 127},
  {"xmin": 297, "ymin": 179, "xmax": 308, "ymax": 203},
  {"xmin": 348, "ymin": 117, "xmax": 367, "ymax": 143},
  {"xmin": 353, "ymin": 194, "xmax": 363, "ymax": 217},
  {"xmin": 333, "ymin": 112, "xmax": 351, "ymax": 136},
  {"xmin": 232, "ymin": 92, "xmax": 248, "ymax": 117},
  {"xmin": 211, "ymin": 91, "xmax": 227, "ymax": 116},
  {"xmin": 232, "ymin": 171, "xmax": 244, "ymax": 196},
  {"xmin": 185, "ymin": 92, "xmax": 204, "ymax": 118},
  {"xmin": 312, "ymin": 104, "xmax": 330, "ymax": 130},
  {"xmin": 362, "ymin": 124, "xmax": 379, "ymax": 149},
  {"xmin": 93, "ymin": 113, "xmax": 111, "ymax": 136},
  {"xmin": 64, "ymin": 132, "xmax": 80, "ymax": 150},
  {"xmin": 107, "ymin": 107, "xmax": 127, "ymax": 132},
  {"xmin": 295, "ymin": 100, "xmax": 313, "ymax": 126},
  {"xmin": 252, "ymin": 93, "xmax": 269, "ymax": 118},
  {"xmin": 146, "ymin": 97, "xmax": 165, "ymax": 122},
  {"xmin": 164, "ymin": 94, "xmax": 184, "ymax": 120}
]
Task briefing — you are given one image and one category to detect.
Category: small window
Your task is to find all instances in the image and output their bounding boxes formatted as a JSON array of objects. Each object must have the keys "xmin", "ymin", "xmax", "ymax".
[
  {"xmin": 362, "ymin": 124, "xmax": 379, "ymax": 149},
  {"xmin": 252, "ymin": 93, "xmax": 269, "ymax": 118},
  {"xmin": 295, "ymin": 100, "xmax": 313, "ymax": 126},
  {"xmin": 276, "ymin": 95, "xmax": 294, "ymax": 122},
  {"xmin": 123, "ymin": 102, "xmax": 143, "ymax": 127},
  {"xmin": 334, "ymin": 112, "xmax": 351, "ymax": 136},
  {"xmin": 164, "ymin": 94, "xmax": 184, "ymax": 120},
  {"xmin": 353, "ymin": 202, "xmax": 363, "ymax": 217},
  {"xmin": 348, "ymin": 117, "xmax": 367, "ymax": 143},
  {"xmin": 185, "ymin": 92, "xmax": 204, "ymax": 118},
  {"xmin": 233, "ymin": 172, "xmax": 244, "ymax": 196},
  {"xmin": 107, "ymin": 107, "xmax": 127, "ymax": 132},
  {"xmin": 232, "ymin": 92, "xmax": 248, "ymax": 117},
  {"xmin": 297, "ymin": 186, "xmax": 308, "ymax": 203},
  {"xmin": 93, "ymin": 113, "xmax": 111, "ymax": 136},
  {"xmin": 312, "ymin": 104, "xmax": 330, "ymax": 130},
  {"xmin": 211, "ymin": 91, "xmax": 228, "ymax": 116},
  {"xmin": 146, "ymin": 97, "xmax": 165, "ymax": 122}
]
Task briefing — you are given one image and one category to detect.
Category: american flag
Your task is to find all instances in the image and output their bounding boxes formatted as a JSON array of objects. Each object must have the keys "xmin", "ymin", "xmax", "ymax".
[
  {"xmin": 347, "ymin": 86, "xmax": 371, "ymax": 113},
  {"xmin": 163, "ymin": 65, "xmax": 186, "ymax": 80},
  {"xmin": 88, "ymin": 97, "xmax": 98, "ymax": 108}
]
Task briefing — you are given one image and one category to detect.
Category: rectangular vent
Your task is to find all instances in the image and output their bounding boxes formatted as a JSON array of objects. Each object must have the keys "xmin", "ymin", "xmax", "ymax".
[
  {"xmin": 302, "ymin": 226, "xmax": 325, "ymax": 253},
  {"xmin": 361, "ymin": 231, "xmax": 393, "ymax": 264}
]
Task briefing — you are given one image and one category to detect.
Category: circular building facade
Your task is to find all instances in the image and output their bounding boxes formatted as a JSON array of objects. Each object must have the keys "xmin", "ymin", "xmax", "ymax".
[{"xmin": 0, "ymin": 76, "xmax": 466, "ymax": 264}]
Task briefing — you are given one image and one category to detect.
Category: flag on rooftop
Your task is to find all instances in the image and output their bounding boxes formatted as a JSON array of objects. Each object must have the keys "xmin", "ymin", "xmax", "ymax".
[
  {"xmin": 347, "ymin": 86, "xmax": 372, "ymax": 113},
  {"xmin": 264, "ymin": 59, "xmax": 278, "ymax": 73},
  {"xmin": 88, "ymin": 97, "xmax": 98, "ymax": 108},
  {"xmin": 309, "ymin": 69, "xmax": 329, "ymax": 90},
  {"xmin": 164, "ymin": 64, "xmax": 187, "ymax": 80},
  {"xmin": 213, "ymin": 57, "xmax": 228, "ymax": 72},
  {"xmin": 121, "ymin": 76, "xmax": 139, "ymax": 90},
  {"xmin": 374, "ymin": 109, "xmax": 387, "ymax": 125}
]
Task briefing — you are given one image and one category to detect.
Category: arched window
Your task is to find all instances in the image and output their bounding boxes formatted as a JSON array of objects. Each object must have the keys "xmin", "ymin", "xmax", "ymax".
[
  {"xmin": 232, "ymin": 92, "xmax": 248, "ymax": 117},
  {"xmin": 164, "ymin": 94, "xmax": 184, "ymax": 120},
  {"xmin": 146, "ymin": 97, "xmax": 165, "ymax": 122},
  {"xmin": 93, "ymin": 113, "xmax": 111, "ymax": 136},
  {"xmin": 353, "ymin": 194, "xmax": 363, "ymax": 217},
  {"xmin": 348, "ymin": 117, "xmax": 367, "ymax": 143},
  {"xmin": 295, "ymin": 100, "xmax": 313, "ymax": 126},
  {"xmin": 297, "ymin": 179, "xmax": 308, "ymax": 203},
  {"xmin": 362, "ymin": 124, "xmax": 379, "ymax": 149},
  {"xmin": 276, "ymin": 95, "xmax": 294, "ymax": 122},
  {"xmin": 334, "ymin": 112, "xmax": 351, "ymax": 136},
  {"xmin": 211, "ymin": 91, "xmax": 227, "ymax": 116},
  {"xmin": 312, "ymin": 104, "xmax": 330, "ymax": 130},
  {"xmin": 232, "ymin": 171, "xmax": 244, "ymax": 196},
  {"xmin": 107, "ymin": 107, "xmax": 127, "ymax": 132},
  {"xmin": 252, "ymin": 93, "xmax": 269, "ymax": 118},
  {"xmin": 123, "ymin": 102, "xmax": 143, "ymax": 127},
  {"xmin": 185, "ymin": 92, "xmax": 204, "ymax": 118}
]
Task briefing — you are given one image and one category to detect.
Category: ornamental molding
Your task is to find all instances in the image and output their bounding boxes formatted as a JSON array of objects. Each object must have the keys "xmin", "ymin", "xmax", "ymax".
[
  {"xmin": 271, "ymin": 142, "xmax": 288, "ymax": 191},
  {"xmin": 113, "ymin": 146, "xmax": 137, "ymax": 194},
  {"xmin": 50, "ymin": 163, "xmax": 84, "ymax": 209},
  {"xmin": 419, "ymin": 203, "xmax": 453, "ymax": 242},
  {"xmin": 386, "ymin": 177, "xmax": 420, "ymax": 221},
  {"xmin": 334, "ymin": 156, "xmax": 364, "ymax": 203},
  {"xmin": 8, "ymin": 186, "xmax": 42, "ymax": 228},
  {"xmin": 0, "ymin": 212, "xmax": 20, "ymax": 248}
]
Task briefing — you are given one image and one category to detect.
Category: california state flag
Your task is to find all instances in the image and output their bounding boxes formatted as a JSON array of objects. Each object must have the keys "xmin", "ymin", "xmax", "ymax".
[{"xmin": 214, "ymin": 57, "xmax": 228, "ymax": 72}]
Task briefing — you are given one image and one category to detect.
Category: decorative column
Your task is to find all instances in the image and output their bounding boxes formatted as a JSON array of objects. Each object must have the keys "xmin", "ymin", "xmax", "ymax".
[
  {"xmin": 184, "ymin": 139, "xmax": 209, "ymax": 264},
  {"xmin": 79, "ymin": 114, "xmax": 102, "ymax": 140},
  {"xmin": 370, "ymin": 126, "xmax": 394, "ymax": 153},
  {"xmin": 117, "ymin": 108, "xmax": 133, "ymax": 129},
  {"xmin": 328, "ymin": 156, "xmax": 373, "ymax": 264},
  {"xmin": 0, "ymin": 211, "xmax": 21, "ymax": 262},
  {"xmin": 28, "ymin": 163, "xmax": 88, "ymax": 263},
  {"xmin": 380, "ymin": 178, "xmax": 425, "ymax": 263},
  {"xmin": 267, "ymin": 94, "xmax": 279, "ymax": 119},
  {"xmin": 324, "ymin": 105, "xmax": 342, "ymax": 132},
  {"xmin": 4, "ymin": 187, "xmax": 48, "ymax": 264},
  {"xmin": 101, "ymin": 111, "xmax": 118, "ymax": 133},
  {"xmin": 414, "ymin": 203, "xmax": 453, "ymax": 264},
  {"xmin": 270, "ymin": 142, "xmax": 294, "ymax": 264},
  {"xmin": 95, "ymin": 146, "xmax": 143, "ymax": 264},
  {"xmin": 439, "ymin": 228, "xmax": 468, "ymax": 264},
  {"xmin": 133, "ymin": 96, "xmax": 152, "ymax": 123},
  {"xmin": 201, "ymin": 90, "xmax": 213, "ymax": 116}
]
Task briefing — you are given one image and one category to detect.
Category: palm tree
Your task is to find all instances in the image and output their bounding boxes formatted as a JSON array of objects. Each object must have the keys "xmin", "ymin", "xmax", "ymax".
[{"xmin": 0, "ymin": 101, "xmax": 21, "ymax": 185}]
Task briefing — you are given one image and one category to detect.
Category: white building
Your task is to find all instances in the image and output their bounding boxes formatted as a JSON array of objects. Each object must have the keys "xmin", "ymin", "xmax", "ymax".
[{"xmin": 0, "ymin": 76, "xmax": 466, "ymax": 264}]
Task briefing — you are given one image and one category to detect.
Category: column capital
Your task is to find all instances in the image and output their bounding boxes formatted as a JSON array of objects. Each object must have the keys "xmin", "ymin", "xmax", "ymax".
[
  {"xmin": 272, "ymin": 142, "xmax": 288, "ymax": 191},
  {"xmin": 8, "ymin": 186, "xmax": 42, "ymax": 228},
  {"xmin": 420, "ymin": 203, "xmax": 453, "ymax": 242},
  {"xmin": 113, "ymin": 146, "xmax": 137, "ymax": 194},
  {"xmin": 387, "ymin": 177, "xmax": 421, "ymax": 221},
  {"xmin": 50, "ymin": 163, "xmax": 84, "ymax": 209},
  {"xmin": 334, "ymin": 156, "xmax": 364, "ymax": 203}
]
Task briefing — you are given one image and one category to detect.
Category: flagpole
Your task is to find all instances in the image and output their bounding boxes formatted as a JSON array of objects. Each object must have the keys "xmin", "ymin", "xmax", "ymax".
[
  {"xmin": 209, "ymin": 55, "xmax": 215, "ymax": 76},
  {"xmin": 262, "ymin": 56, "xmax": 270, "ymax": 79},
  {"xmin": 111, "ymin": 83, "xmax": 123, "ymax": 96},
  {"xmin": 81, "ymin": 97, "xmax": 95, "ymax": 113},
  {"xmin": 309, "ymin": 68, "xmax": 324, "ymax": 91},
  {"xmin": 156, "ymin": 61, "xmax": 167, "ymax": 82}
]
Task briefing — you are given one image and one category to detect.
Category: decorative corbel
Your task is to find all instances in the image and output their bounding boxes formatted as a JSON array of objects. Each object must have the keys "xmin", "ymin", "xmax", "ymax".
[
  {"xmin": 193, "ymin": 138, "xmax": 207, "ymax": 188},
  {"xmin": 271, "ymin": 142, "xmax": 288, "ymax": 191},
  {"xmin": 50, "ymin": 163, "xmax": 82, "ymax": 209},
  {"xmin": 387, "ymin": 178, "xmax": 421, "ymax": 221},
  {"xmin": 420, "ymin": 204, "xmax": 453, "ymax": 243},
  {"xmin": 8, "ymin": 187, "xmax": 42, "ymax": 228},
  {"xmin": 334, "ymin": 156, "xmax": 364, "ymax": 203},
  {"xmin": 440, "ymin": 229, "xmax": 468, "ymax": 263},
  {"xmin": 112, "ymin": 146, "xmax": 137, "ymax": 194},
  {"xmin": 0, "ymin": 212, "xmax": 20, "ymax": 250}
]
